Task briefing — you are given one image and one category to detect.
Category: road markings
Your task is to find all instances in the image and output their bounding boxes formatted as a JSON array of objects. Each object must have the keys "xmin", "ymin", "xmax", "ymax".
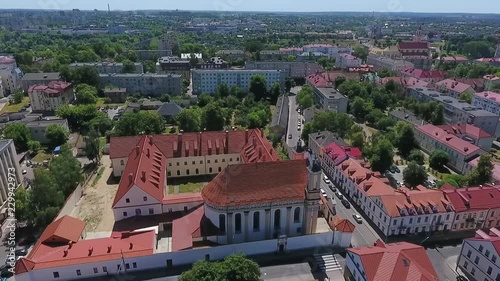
[{"xmin": 314, "ymin": 254, "xmax": 342, "ymax": 272}]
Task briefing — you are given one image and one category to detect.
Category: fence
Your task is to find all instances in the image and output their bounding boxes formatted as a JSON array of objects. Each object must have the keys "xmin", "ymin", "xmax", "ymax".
[{"xmin": 54, "ymin": 169, "xmax": 95, "ymax": 221}]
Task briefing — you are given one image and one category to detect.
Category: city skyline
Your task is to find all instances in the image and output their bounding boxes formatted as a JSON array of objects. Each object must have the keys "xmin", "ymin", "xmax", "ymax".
[{"xmin": 2, "ymin": 0, "xmax": 500, "ymax": 14}]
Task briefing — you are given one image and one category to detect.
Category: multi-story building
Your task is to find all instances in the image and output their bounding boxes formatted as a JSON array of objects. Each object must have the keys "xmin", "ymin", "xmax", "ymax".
[
  {"xmin": 0, "ymin": 56, "xmax": 22, "ymax": 97},
  {"xmin": 20, "ymin": 73, "xmax": 62, "ymax": 92},
  {"xmin": 259, "ymin": 50, "xmax": 282, "ymax": 61},
  {"xmin": 415, "ymin": 124, "xmax": 483, "ymax": 173},
  {"xmin": 397, "ymin": 41, "xmax": 432, "ymax": 70},
  {"xmin": 305, "ymin": 73, "xmax": 348, "ymax": 112},
  {"xmin": 70, "ymin": 62, "xmax": 144, "ymax": 74},
  {"xmin": 191, "ymin": 69, "xmax": 285, "ymax": 95},
  {"xmin": 308, "ymin": 131, "xmax": 343, "ymax": 160},
  {"xmin": 407, "ymin": 87, "xmax": 500, "ymax": 137},
  {"xmin": 435, "ymin": 79, "xmax": 476, "ymax": 99},
  {"xmin": 99, "ymin": 73, "xmax": 182, "ymax": 96},
  {"xmin": 440, "ymin": 56, "xmax": 469, "ymax": 64},
  {"xmin": 437, "ymin": 123, "xmax": 494, "ymax": 152},
  {"xmin": 157, "ymin": 56, "xmax": 191, "ymax": 79},
  {"xmin": 0, "ymin": 139, "xmax": 22, "ymax": 208},
  {"xmin": 457, "ymin": 228, "xmax": 500, "ymax": 281},
  {"xmin": 302, "ymin": 44, "xmax": 352, "ymax": 59},
  {"xmin": 103, "ymin": 88, "xmax": 127, "ymax": 103},
  {"xmin": 335, "ymin": 54, "xmax": 361, "ymax": 69},
  {"xmin": 366, "ymin": 54, "xmax": 414, "ymax": 72},
  {"xmin": 345, "ymin": 240, "xmax": 439, "ymax": 281},
  {"xmin": 215, "ymin": 50, "xmax": 245, "ymax": 61},
  {"xmin": 484, "ymin": 75, "xmax": 500, "ymax": 91},
  {"xmin": 194, "ymin": 57, "xmax": 229, "ymax": 70},
  {"xmin": 0, "ymin": 79, "xmax": 4, "ymax": 97},
  {"xmin": 279, "ymin": 47, "xmax": 304, "ymax": 56},
  {"xmin": 244, "ymin": 61, "xmax": 323, "ymax": 79},
  {"xmin": 27, "ymin": 118, "xmax": 69, "ymax": 144},
  {"xmin": 441, "ymin": 184, "xmax": 500, "ymax": 232},
  {"xmin": 401, "ymin": 68, "xmax": 446, "ymax": 83},
  {"xmin": 473, "ymin": 91, "xmax": 500, "ymax": 116},
  {"xmin": 389, "ymin": 108, "xmax": 427, "ymax": 127},
  {"xmin": 28, "ymin": 81, "xmax": 74, "ymax": 113},
  {"xmin": 379, "ymin": 77, "xmax": 429, "ymax": 89},
  {"xmin": 158, "ymin": 31, "xmax": 178, "ymax": 56}
]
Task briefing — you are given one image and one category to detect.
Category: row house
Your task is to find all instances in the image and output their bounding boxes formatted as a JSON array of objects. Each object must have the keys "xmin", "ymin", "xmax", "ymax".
[
  {"xmin": 434, "ymin": 78, "xmax": 475, "ymax": 99},
  {"xmin": 457, "ymin": 228, "xmax": 500, "ymax": 281}
]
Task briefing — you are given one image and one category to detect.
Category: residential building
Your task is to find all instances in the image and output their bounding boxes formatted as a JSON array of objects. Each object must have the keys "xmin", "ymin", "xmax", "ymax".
[
  {"xmin": 140, "ymin": 101, "xmax": 164, "ymax": 110},
  {"xmin": 455, "ymin": 78, "xmax": 485, "ymax": 92},
  {"xmin": 308, "ymin": 131, "xmax": 345, "ymax": 160},
  {"xmin": 465, "ymin": 158, "xmax": 500, "ymax": 184},
  {"xmin": 440, "ymin": 56, "xmax": 469, "ymax": 64},
  {"xmin": 437, "ymin": 123, "xmax": 494, "ymax": 152},
  {"xmin": 99, "ymin": 73, "xmax": 182, "ymax": 96},
  {"xmin": 457, "ymin": 228, "xmax": 500, "ymax": 281},
  {"xmin": 158, "ymin": 31, "xmax": 178, "ymax": 56},
  {"xmin": 157, "ymin": 56, "xmax": 191, "ymax": 79},
  {"xmin": 389, "ymin": 109, "xmax": 427, "ymax": 127},
  {"xmin": 0, "ymin": 79, "xmax": 4, "ymax": 97},
  {"xmin": 379, "ymin": 77, "xmax": 429, "ymax": 89},
  {"xmin": 484, "ymin": 75, "xmax": 500, "ymax": 91},
  {"xmin": 194, "ymin": 57, "xmax": 229, "ymax": 70},
  {"xmin": 215, "ymin": 50, "xmax": 245, "ymax": 60},
  {"xmin": 103, "ymin": 88, "xmax": 127, "ymax": 103},
  {"xmin": 319, "ymin": 142, "xmax": 362, "ymax": 180},
  {"xmin": 279, "ymin": 47, "xmax": 304, "ymax": 56},
  {"xmin": 156, "ymin": 102, "xmax": 183, "ymax": 121},
  {"xmin": 259, "ymin": 50, "xmax": 282, "ymax": 61},
  {"xmin": 297, "ymin": 52, "xmax": 329, "ymax": 62},
  {"xmin": 191, "ymin": 69, "xmax": 285, "ymax": 95},
  {"xmin": 345, "ymin": 240, "xmax": 439, "ymax": 281},
  {"xmin": 415, "ymin": 124, "xmax": 482, "ymax": 173},
  {"xmin": 475, "ymin": 58, "xmax": 500, "ymax": 66},
  {"xmin": 244, "ymin": 61, "xmax": 323, "ymax": 79},
  {"xmin": 335, "ymin": 54, "xmax": 361, "ymax": 69},
  {"xmin": 0, "ymin": 56, "xmax": 22, "ymax": 97},
  {"xmin": 0, "ymin": 139, "xmax": 22, "ymax": 208},
  {"xmin": 401, "ymin": 68, "xmax": 447, "ymax": 83},
  {"xmin": 366, "ymin": 54, "xmax": 414, "ymax": 72},
  {"xmin": 441, "ymin": 184, "xmax": 500, "ymax": 232},
  {"xmin": 302, "ymin": 44, "xmax": 352, "ymax": 59},
  {"xmin": 28, "ymin": 81, "xmax": 74, "ymax": 113},
  {"xmin": 321, "ymin": 71, "xmax": 361, "ymax": 84},
  {"xmin": 397, "ymin": 41, "xmax": 432, "ymax": 70},
  {"xmin": 434, "ymin": 79, "xmax": 475, "ymax": 99},
  {"xmin": 269, "ymin": 94, "xmax": 289, "ymax": 138},
  {"xmin": 27, "ymin": 118, "xmax": 69, "ymax": 144},
  {"xmin": 473, "ymin": 91, "xmax": 500, "ymax": 115},
  {"xmin": 20, "ymin": 73, "xmax": 62, "ymax": 92},
  {"xmin": 407, "ymin": 87, "xmax": 500, "ymax": 137},
  {"xmin": 70, "ymin": 62, "xmax": 144, "ymax": 74},
  {"xmin": 305, "ymin": 74, "xmax": 348, "ymax": 112},
  {"xmin": 303, "ymin": 107, "xmax": 324, "ymax": 124}
]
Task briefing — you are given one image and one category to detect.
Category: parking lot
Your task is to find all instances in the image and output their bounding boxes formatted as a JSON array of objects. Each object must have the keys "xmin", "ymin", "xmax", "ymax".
[{"xmin": 386, "ymin": 165, "xmax": 439, "ymax": 188}]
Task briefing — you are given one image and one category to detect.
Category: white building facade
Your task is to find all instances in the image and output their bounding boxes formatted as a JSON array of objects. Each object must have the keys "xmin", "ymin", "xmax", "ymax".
[
  {"xmin": 0, "ymin": 140, "xmax": 22, "ymax": 209},
  {"xmin": 0, "ymin": 56, "xmax": 22, "ymax": 97},
  {"xmin": 458, "ymin": 229, "xmax": 500, "ymax": 281}
]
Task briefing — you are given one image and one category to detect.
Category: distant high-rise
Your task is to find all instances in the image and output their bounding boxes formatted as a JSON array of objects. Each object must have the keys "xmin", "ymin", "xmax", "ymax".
[{"xmin": 158, "ymin": 31, "xmax": 179, "ymax": 56}]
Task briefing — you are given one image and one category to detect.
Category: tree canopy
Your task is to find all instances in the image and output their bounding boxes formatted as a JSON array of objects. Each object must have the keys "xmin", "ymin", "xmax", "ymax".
[
  {"xmin": 429, "ymin": 150, "xmax": 449, "ymax": 170},
  {"xmin": 45, "ymin": 124, "xmax": 69, "ymax": 148},
  {"xmin": 249, "ymin": 74, "xmax": 267, "ymax": 101},
  {"xmin": 75, "ymin": 83, "xmax": 98, "ymax": 105},
  {"xmin": 176, "ymin": 107, "xmax": 202, "ymax": 132},
  {"xmin": 3, "ymin": 123, "xmax": 32, "ymax": 152},
  {"xmin": 114, "ymin": 111, "xmax": 166, "ymax": 136},
  {"xmin": 179, "ymin": 254, "xmax": 261, "ymax": 281},
  {"xmin": 296, "ymin": 85, "xmax": 315, "ymax": 109},
  {"xmin": 403, "ymin": 161, "xmax": 428, "ymax": 188}
]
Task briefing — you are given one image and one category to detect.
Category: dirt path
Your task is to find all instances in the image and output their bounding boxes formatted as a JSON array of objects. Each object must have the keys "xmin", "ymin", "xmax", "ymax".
[{"xmin": 72, "ymin": 155, "xmax": 117, "ymax": 233}]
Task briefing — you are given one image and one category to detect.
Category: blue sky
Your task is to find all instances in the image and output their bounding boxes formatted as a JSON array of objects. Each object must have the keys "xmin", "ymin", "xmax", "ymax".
[{"xmin": 3, "ymin": 0, "xmax": 500, "ymax": 14}]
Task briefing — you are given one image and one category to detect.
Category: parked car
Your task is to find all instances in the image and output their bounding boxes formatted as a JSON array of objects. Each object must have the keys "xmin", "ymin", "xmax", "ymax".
[
  {"xmin": 341, "ymin": 199, "xmax": 351, "ymax": 209},
  {"xmin": 288, "ymin": 134, "xmax": 292, "ymax": 139},
  {"xmin": 352, "ymin": 213, "xmax": 363, "ymax": 223},
  {"xmin": 393, "ymin": 166, "xmax": 401, "ymax": 173},
  {"xmin": 320, "ymin": 188, "xmax": 327, "ymax": 198},
  {"xmin": 323, "ymin": 175, "xmax": 331, "ymax": 185},
  {"xmin": 22, "ymin": 170, "xmax": 27, "ymax": 175},
  {"xmin": 336, "ymin": 191, "xmax": 344, "ymax": 200}
]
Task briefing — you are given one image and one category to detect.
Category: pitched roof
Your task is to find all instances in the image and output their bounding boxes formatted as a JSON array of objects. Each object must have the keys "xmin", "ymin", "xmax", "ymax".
[
  {"xmin": 416, "ymin": 124, "xmax": 481, "ymax": 156},
  {"xmin": 335, "ymin": 219, "xmax": 356, "ymax": 233},
  {"xmin": 348, "ymin": 240, "xmax": 439, "ymax": 281},
  {"xmin": 201, "ymin": 160, "xmax": 307, "ymax": 207},
  {"xmin": 401, "ymin": 68, "xmax": 446, "ymax": 79},
  {"xmin": 398, "ymin": 41, "xmax": 429, "ymax": 50},
  {"xmin": 474, "ymin": 91, "xmax": 500, "ymax": 104},
  {"xmin": 28, "ymin": 81, "xmax": 72, "ymax": 94},
  {"xmin": 434, "ymin": 79, "xmax": 473, "ymax": 94},
  {"xmin": 112, "ymin": 136, "xmax": 167, "ymax": 207},
  {"xmin": 465, "ymin": 228, "xmax": 500, "ymax": 257},
  {"xmin": 322, "ymin": 143, "xmax": 362, "ymax": 166},
  {"xmin": 156, "ymin": 102, "xmax": 183, "ymax": 117},
  {"xmin": 441, "ymin": 56, "xmax": 468, "ymax": 62},
  {"xmin": 322, "ymin": 71, "xmax": 360, "ymax": 83},
  {"xmin": 38, "ymin": 215, "xmax": 86, "ymax": 245},
  {"xmin": 380, "ymin": 77, "xmax": 429, "ymax": 88},
  {"xmin": 171, "ymin": 206, "xmax": 218, "ymax": 251},
  {"xmin": 441, "ymin": 184, "xmax": 500, "ymax": 212},
  {"xmin": 337, "ymin": 158, "xmax": 394, "ymax": 197},
  {"xmin": 436, "ymin": 124, "xmax": 492, "ymax": 139},
  {"xmin": 380, "ymin": 187, "xmax": 450, "ymax": 217},
  {"xmin": 162, "ymin": 193, "xmax": 204, "ymax": 205},
  {"xmin": 306, "ymin": 73, "xmax": 330, "ymax": 88},
  {"xmin": 467, "ymin": 158, "xmax": 500, "ymax": 183},
  {"xmin": 271, "ymin": 95, "xmax": 289, "ymax": 129}
]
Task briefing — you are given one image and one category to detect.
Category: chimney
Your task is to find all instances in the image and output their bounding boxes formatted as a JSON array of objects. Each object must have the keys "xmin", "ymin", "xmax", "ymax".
[
  {"xmin": 225, "ymin": 130, "xmax": 229, "ymax": 154},
  {"xmin": 245, "ymin": 129, "xmax": 249, "ymax": 144},
  {"xmin": 141, "ymin": 171, "xmax": 146, "ymax": 182},
  {"xmin": 146, "ymin": 148, "xmax": 150, "ymax": 157},
  {"xmin": 128, "ymin": 173, "xmax": 133, "ymax": 183},
  {"xmin": 68, "ymin": 241, "xmax": 73, "ymax": 249},
  {"xmin": 177, "ymin": 131, "xmax": 183, "ymax": 157},
  {"xmin": 253, "ymin": 136, "xmax": 256, "ymax": 147},
  {"xmin": 88, "ymin": 247, "xmax": 93, "ymax": 256},
  {"xmin": 107, "ymin": 245, "xmax": 112, "ymax": 253},
  {"xmin": 135, "ymin": 146, "xmax": 140, "ymax": 156},
  {"xmin": 148, "ymin": 136, "xmax": 153, "ymax": 145},
  {"xmin": 63, "ymin": 249, "xmax": 68, "ymax": 257},
  {"xmin": 366, "ymin": 172, "xmax": 371, "ymax": 180},
  {"xmin": 129, "ymin": 243, "xmax": 133, "ymax": 249}
]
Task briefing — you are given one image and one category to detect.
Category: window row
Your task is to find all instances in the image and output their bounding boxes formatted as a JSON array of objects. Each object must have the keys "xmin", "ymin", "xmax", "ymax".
[
  {"xmin": 217, "ymin": 208, "xmax": 302, "ymax": 234},
  {"xmin": 53, "ymin": 263, "xmax": 138, "ymax": 278}
]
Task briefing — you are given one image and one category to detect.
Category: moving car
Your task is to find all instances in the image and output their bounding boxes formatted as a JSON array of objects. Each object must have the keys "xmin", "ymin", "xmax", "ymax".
[
  {"xmin": 341, "ymin": 199, "xmax": 350, "ymax": 209},
  {"xmin": 352, "ymin": 213, "xmax": 363, "ymax": 223}
]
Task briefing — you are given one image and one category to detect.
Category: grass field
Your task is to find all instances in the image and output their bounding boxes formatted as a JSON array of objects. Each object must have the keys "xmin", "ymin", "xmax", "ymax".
[
  {"xmin": 91, "ymin": 167, "xmax": 105, "ymax": 187},
  {"xmin": 168, "ymin": 182, "xmax": 205, "ymax": 194},
  {"xmin": 32, "ymin": 150, "xmax": 52, "ymax": 163},
  {"xmin": 0, "ymin": 97, "xmax": 29, "ymax": 113},
  {"xmin": 96, "ymin": 98, "xmax": 126, "ymax": 108}
]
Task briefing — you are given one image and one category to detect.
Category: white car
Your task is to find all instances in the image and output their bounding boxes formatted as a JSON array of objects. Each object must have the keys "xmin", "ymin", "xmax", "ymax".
[
  {"xmin": 353, "ymin": 213, "xmax": 363, "ymax": 223},
  {"xmin": 324, "ymin": 177, "xmax": 331, "ymax": 185},
  {"xmin": 320, "ymin": 188, "xmax": 327, "ymax": 197},
  {"xmin": 22, "ymin": 170, "xmax": 27, "ymax": 175}
]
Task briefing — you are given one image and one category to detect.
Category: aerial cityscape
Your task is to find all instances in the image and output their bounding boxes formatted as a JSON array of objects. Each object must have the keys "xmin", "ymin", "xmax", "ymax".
[{"xmin": 1, "ymin": 2, "xmax": 500, "ymax": 281}]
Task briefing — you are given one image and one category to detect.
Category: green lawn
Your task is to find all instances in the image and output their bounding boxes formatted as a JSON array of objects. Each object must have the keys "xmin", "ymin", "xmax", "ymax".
[
  {"xmin": 0, "ymin": 97, "xmax": 29, "ymax": 113},
  {"xmin": 168, "ymin": 182, "xmax": 205, "ymax": 194},
  {"xmin": 96, "ymin": 98, "xmax": 127, "ymax": 107},
  {"xmin": 91, "ymin": 167, "xmax": 105, "ymax": 187},
  {"xmin": 32, "ymin": 150, "xmax": 52, "ymax": 163}
]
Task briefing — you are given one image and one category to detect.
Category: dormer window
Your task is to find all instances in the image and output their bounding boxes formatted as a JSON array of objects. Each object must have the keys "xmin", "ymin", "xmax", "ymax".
[
  {"xmin": 400, "ymin": 209, "xmax": 407, "ymax": 216},
  {"xmin": 417, "ymin": 207, "xmax": 423, "ymax": 214},
  {"xmin": 432, "ymin": 206, "xmax": 438, "ymax": 212},
  {"xmin": 409, "ymin": 208, "xmax": 415, "ymax": 215}
]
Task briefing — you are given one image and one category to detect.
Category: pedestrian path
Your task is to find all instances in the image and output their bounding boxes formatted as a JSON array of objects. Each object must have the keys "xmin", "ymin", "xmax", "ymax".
[{"xmin": 314, "ymin": 254, "xmax": 342, "ymax": 272}]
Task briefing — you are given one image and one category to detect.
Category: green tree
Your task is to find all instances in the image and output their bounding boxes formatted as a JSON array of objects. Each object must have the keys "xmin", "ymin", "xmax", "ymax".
[
  {"xmin": 159, "ymin": 94, "xmax": 171, "ymax": 102},
  {"xmin": 335, "ymin": 76, "xmax": 346, "ymax": 88},
  {"xmin": 350, "ymin": 97, "xmax": 371, "ymax": 121},
  {"xmin": 49, "ymin": 146, "xmax": 82, "ymax": 197},
  {"xmin": 121, "ymin": 61, "xmax": 136, "ymax": 73},
  {"xmin": 468, "ymin": 154, "xmax": 494, "ymax": 186},
  {"xmin": 198, "ymin": 93, "xmax": 214, "ymax": 107},
  {"xmin": 285, "ymin": 78, "xmax": 295, "ymax": 92},
  {"xmin": 296, "ymin": 85, "xmax": 314, "ymax": 109},
  {"xmin": 45, "ymin": 124, "xmax": 69, "ymax": 148},
  {"xmin": 179, "ymin": 254, "xmax": 260, "ymax": 281},
  {"xmin": 403, "ymin": 161, "xmax": 428, "ymax": 188},
  {"xmin": 73, "ymin": 66, "xmax": 100, "ymax": 87},
  {"xmin": 115, "ymin": 111, "xmax": 166, "ymax": 136},
  {"xmin": 249, "ymin": 74, "xmax": 267, "ymax": 101},
  {"xmin": 369, "ymin": 137, "xmax": 394, "ymax": 173},
  {"xmin": 10, "ymin": 89, "xmax": 24, "ymax": 104},
  {"xmin": 269, "ymin": 82, "xmax": 282, "ymax": 104},
  {"xmin": 350, "ymin": 131, "xmax": 366, "ymax": 150},
  {"xmin": 215, "ymin": 82, "xmax": 230, "ymax": 99},
  {"xmin": 30, "ymin": 168, "xmax": 65, "ymax": 228},
  {"xmin": 27, "ymin": 140, "xmax": 41, "ymax": 153},
  {"xmin": 230, "ymin": 86, "xmax": 245, "ymax": 99},
  {"xmin": 88, "ymin": 112, "xmax": 113, "ymax": 136},
  {"xmin": 176, "ymin": 107, "xmax": 202, "ymax": 132},
  {"xmin": 459, "ymin": 92, "xmax": 473, "ymax": 103},
  {"xmin": 287, "ymin": 55, "xmax": 296, "ymax": 62},
  {"xmin": 84, "ymin": 129, "xmax": 101, "ymax": 164},
  {"xmin": 75, "ymin": 83, "xmax": 98, "ymax": 105},
  {"xmin": 429, "ymin": 150, "xmax": 449, "ymax": 170},
  {"xmin": 14, "ymin": 188, "xmax": 32, "ymax": 223},
  {"xmin": 202, "ymin": 102, "xmax": 226, "ymax": 131},
  {"xmin": 394, "ymin": 121, "xmax": 417, "ymax": 158},
  {"xmin": 3, "ymin": 123, "xmax": 32, "ymax": 152},
  {"xmin": 353, "ymin": 46, "xmax": 368, "ymax": 61},
  {"xmin": 407, "ymin": 149, "xmax": 425, "ymax": 165}
]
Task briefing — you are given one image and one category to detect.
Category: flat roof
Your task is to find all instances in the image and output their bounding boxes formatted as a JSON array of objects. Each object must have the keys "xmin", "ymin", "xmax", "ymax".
[
  {"xmin": 21, "ymin": 72, "xmax": 61, "ymax": 81},
  {"xmin": 99, "ymin": 73, "xmax": 182, "ymax": 78},
  {"xmin": 316, "ymin": 87, "xmax": 346, "ymax": 100},
  {"xmin": 26, "ymin": 119, "xmax": 68, "ymax": 128}
]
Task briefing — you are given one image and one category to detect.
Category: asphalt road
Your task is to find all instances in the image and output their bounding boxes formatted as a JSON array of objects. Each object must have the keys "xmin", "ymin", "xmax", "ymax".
[
  {"xmin": 426, "ymin": 245, "xmax": 463, "ymax": 281},
  {"xmin": 286, "ymin": 87, "xmax": 303, "ymax": 147},
  {"xmin": 321, "ymin": 173, "xmax": 380, "ymax": 248}
]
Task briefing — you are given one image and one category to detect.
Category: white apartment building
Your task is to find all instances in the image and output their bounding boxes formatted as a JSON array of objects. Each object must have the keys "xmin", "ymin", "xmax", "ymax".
[
  {"xmin": 473, "ymin": 91, "xmax": 500, "ymax": 116},
  {"xmin": 312, "ymin": 87, "xmax": 348, "ymax": 112},
  {"xmin": 458, "ymin": 228, "xmax": 500, "ymax": 281},
  {"xmin": 244, "ymin": 61, "xmax": 323, "ymax": 79},
  {"xmin": 28, "ymin": 81, "xmax": 74, "ymax": 112},
  {"xmin": 0, "ymin": 56, "xmax": 22, "ymax": 97},
  {"xmin": 302, "ymin": 44, "xmax": 352, "ymax": 59},
  {"xmin": 70, "ymin": 62, "xmax": 144, "ymax": 74},
  {"xmin": 0, "ymin": 140, "xmax": 22, "ymax": 208},
  {"xmin": 367, "ymin": 54, "xmax": 415, "ymax": 72},
  {"xmin": 191, "ymin": 69, "xmax": 285, "ymax": 95},
  {"xmin": 99, "ymin": 73, "xmax": 182, "ymax": 96},
  {"xmin": 335, "ymin": 54, "xmax": 362, "ymax": 69}
]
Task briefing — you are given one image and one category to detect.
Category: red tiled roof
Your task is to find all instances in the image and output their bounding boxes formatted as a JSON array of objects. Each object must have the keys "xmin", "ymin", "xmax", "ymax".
[
  {"xmin": 398, "ymin": 41, "xmax": 429, "ymax": 50},
  {"xmin": 416, "ymin": 124, "xmax": 481, "ymax": 156},
  {"xmin": 306, "ymin": 73, "xmax": 330, "ymax": 88},
  {"xmin": 38, "ymin": 215, "xmax": 86, "ymax": 246},
  {"xmin": 434, "ymin": 79, "xmax": 472, "ymax": 94},
  {"xmin": 240, "ymin": 129, "xmax": 280, "ymax": 163},
  {"xmin": 202, "ymin": 160, "xmax": 307, "ymax": 207},
  {"xmin": 162, "ymin": 193, "xmax": 203, "ymax": 205},
  {"xmin": 303, "ymin": 44, "xmax": 334, "ymax": 48},
  {"xmin": 441, "ymin": 184, "xmax": 500, "ymax": 212},
  {"xmin": 0, "ymin": 56, "xmax": 15, "ymax": 63},
  {"xmin": 171, "ymin": 206, "xmax": 218, "ymax": 251},
  {"xmin": 436, "ymin": 124, "xmax": 492, "ymax": 139},
  {"xmin": 380, "ymin": 187, "xmax": 450, "ymax": 217},
  {"xmin": 380, "ymin": 77, "xmax": 429, "ymax": 88},
  {"xmin": 322, "ymin": 143, "xmax": 362, "ymax": 165},
  {"xmin": 16, "ymin": 231, "xmax": 155, "ymax": 273},
  {"xmin": 348, "ymin": 240, "xmax": 439, "ymax": 281},
  {"xmin": 337, "ymin": 158, "xmax": 394, "ymax": 197},
  {"xmin": 401, "ymin": 68, "xmax": 446, "ymax": 79},
  {"xmin": 454, "ymin": 78, "xmax": 484, "ymax": 91},
  {"xmin": 441, "ymin": 56, "xmax": 468, "ymax": 62},
  {"xmin": 28, "ymin": 81, "xmax": 72, "ymax": 95},
  {"xmin": 335, "ymin": 219, "xmax": 356, "ymax": 233},
  {"xmin": 476, "ymin": 58, "xmax": 500, "ymax": 62},
  {"xmin": 474, "ymin": 91, "xmax": 500, "ymax": 103},
  {"xmin": 322, "ymin": 71, "xmax": 360, "ymax": 83},
  {"xmin": 113, "ymin": 136, "xmax": 167, "ymax": 207},
  {"xmin": 466, "ymin": 228, "xmax": 500, "ymax": 257}
]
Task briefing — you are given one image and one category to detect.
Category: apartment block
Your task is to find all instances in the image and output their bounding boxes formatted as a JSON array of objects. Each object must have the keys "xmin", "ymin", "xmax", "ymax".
[
  {"xmin": 0, "ymin": 140, "xmax": 22, "ymax": 207},
  {"xmin": 335, "ymin": 54, "xmax": 361, "ymax": 69},
  {"xmin": 473, "ymin": 91, "xmax": 500, "ymax": 116},
  {"xmin": 70, "ymin": 62, "xmax": 144, "ymax": 74},
  {"xmin": 244, "ymin": 61, "xmax": 323, "ymax": 79},
  {"xmin": 28, "ymin": 81, "xmax": 74, "ymax": 112},
  {"xmin": 366, "ymin": 54, "xmax": 414, "ymax": 72},
  {"xmin": 191, "ymin": 69, "xmax": 285, "ymax": 95},
  {"xmin": 20, "ymin": 72, "xmax": 62, "ymax": 92},
  {"xmin": 458, "ymin": 228, "xmax": 500, "ymax": 281},
  {"xmin": 434, "ymin": 79, "xmax": 475, "ymax": 99},
  {"xmin": 27, "ymin": 118, "xmax": 69, "ymax": 144},
  {"xmin": 407, "ymin": 87, "xmax": 500, "ymax": 137},
  {"xmin": 306, "ymin": 73, "xmax": 348, "ymax": 112},
  {"xmin": 99, "ymin": 73, "xmax": 182, "ymax": 96},
  {"xmin": 0, "ymin": 56, "xmax": 22, "ymax": 97}
]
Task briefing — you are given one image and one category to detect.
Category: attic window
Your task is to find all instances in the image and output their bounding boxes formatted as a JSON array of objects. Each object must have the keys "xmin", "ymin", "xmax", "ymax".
[{"xmin": 403, "ymin": 259, "xmax": 409, "ymax": 267}]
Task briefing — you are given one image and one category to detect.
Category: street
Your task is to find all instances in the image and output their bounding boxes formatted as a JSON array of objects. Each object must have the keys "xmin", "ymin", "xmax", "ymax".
[
  {"xmin": 426, "ymin": 246, "xmax": 463, "ymax": 281},
  {"xmin": 320, "ymin": 173, "xmax": 380, "ymax": 247},
  {"xmin": 286, "ymin": 86, "xmax": 303, "ymax": 147}
]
